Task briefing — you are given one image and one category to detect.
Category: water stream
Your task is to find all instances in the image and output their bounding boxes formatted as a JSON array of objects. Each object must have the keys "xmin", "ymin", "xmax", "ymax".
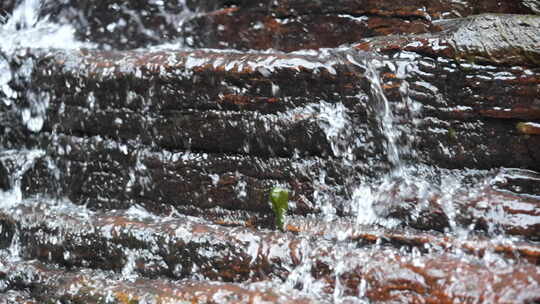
[{"xmin": 0, "ymin": 0, "xmax": 538, "ymax": 303}]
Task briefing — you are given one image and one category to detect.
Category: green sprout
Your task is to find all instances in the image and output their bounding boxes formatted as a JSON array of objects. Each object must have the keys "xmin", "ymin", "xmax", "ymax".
[
  {"xmin": 448, "ymin": 128, "xmax": 457, "ymax": 141},
  {"xmin": 269, "ymin": 187, "xmax": 289, "ymax": 231}
]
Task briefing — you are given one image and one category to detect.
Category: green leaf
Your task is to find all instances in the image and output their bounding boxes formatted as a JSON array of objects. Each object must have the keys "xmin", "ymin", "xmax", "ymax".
[{"xmin": 269, "ymin": 187, "xmax": 289, "ymax": 230}]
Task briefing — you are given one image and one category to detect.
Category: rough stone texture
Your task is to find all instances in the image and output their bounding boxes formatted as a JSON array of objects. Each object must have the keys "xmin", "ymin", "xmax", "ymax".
[
  {"xmin": 0, "ymin": 290, "xmax": 37, "ymax": 304},
  {"xmin": 182, "ymin": 1, "xmax": 540, "ymax": 51},
  {"xmin": 2, "ymin": 202, "xmax": 295, "ymax": 282},
  {"xmin": 1, "ymin": 204, "xmax": 540, "ymax": 303},
  {"xmin": 0, "ymin": 261, "xmax": 310, "ymax": 303},
  {"xmin": 357, "ymin": 14, "xmax": 540, "ymax": 170},
  {"xmin": 18, "ymin": 138, "xmax": 540, "ymax": 239},
  {"xmin": 313, "ymin": 249, "xmax": 540, "ymax": 303},
  {"xmin": 0, "ymin": 15, "xmax": 536, "ymax": 239},
  {"xmin": 15, "ymin": 23, "xmax": 537, "ymax": 171},
  {"xmin": 286, "ymin": 218, "xmax": 540, "ymax": 265},
  {"xmin": 183, "ymin": 9, "xmax": 438, "ymax": 51},
  {"xmin": 207, "ymin": 0, "xmax": 540, "ymax": 17},
  {"xmin": 22, "ymin": 134, "xmax": 333, "ymax": 219},
  {"xmin": 356, "ymin": 14, "xmax": 540, "ymax": 66},
  {"xmin": 1, "ymin": 0, "xmax": 538, "ymax": 50},
  {"xmin": 0, "ymin": 1, "xmax": 540, "ymax": 303},
  {"xmin": 365, "ymin": 169, "xmax": 540, "ymax": 239}
]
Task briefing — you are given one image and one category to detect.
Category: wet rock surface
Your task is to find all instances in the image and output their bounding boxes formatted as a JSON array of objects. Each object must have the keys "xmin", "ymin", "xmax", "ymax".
[
  {"xmin": 0, "ymin": 0, "xmax": 539, "ymax": 303},
  {"xmin": 0, "ymin": 260, "xmax": 311, "ymax": 303},
  {"xmin": 2, "ymin": 202, "xmax": 540, "ymax": 302},
  {"xmin": 1, "ymin": 0, "xmax": 538, "ymax": 51}
]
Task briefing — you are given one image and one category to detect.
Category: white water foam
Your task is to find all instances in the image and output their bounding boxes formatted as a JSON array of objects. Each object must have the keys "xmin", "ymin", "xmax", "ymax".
[
  {"xmin": 0, "ymin": 149, "xmax": 44, "ymax": 208},
  {"xmin": 0, "ymin": 0, "xmax": 89, "ymax": 204},
  {"xmin": 0, "ymin": 0, "xmax": 94, "ymax": 263},
  {"xmin": 0, "ymin": 0, "xmax": 91, "ymax": 133}
]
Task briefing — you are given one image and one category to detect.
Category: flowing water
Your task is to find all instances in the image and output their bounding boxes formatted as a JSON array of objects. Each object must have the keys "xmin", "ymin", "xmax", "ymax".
[{"xmin": 0, "ymin": 1, "xmax": 539, "ymax": 303}]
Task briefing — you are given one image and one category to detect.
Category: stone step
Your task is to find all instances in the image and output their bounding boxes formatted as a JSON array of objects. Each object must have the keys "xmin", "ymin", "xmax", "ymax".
[
  {"xmin": 1, "ymin": 0, "xmax": 537, "ymax": 50},
  {"xmin": 16, "ymin": 137, "xmax": 540, "ymax": 239},
  {"xmin": 355, "ymin": 13, "xmax": 540, "ymax": 170},
  {"xmin": 0, "ymin": 290, "xmax": 37, "ymax": 304},
  {"xmin": 3, "ymin": 50, "xmax": 534, "ymax": 170},
  {"xmin": 13, "ymin": 135, "xmax": 540, "ymax": 240},
  {"xmin": 2, "ymin": 201, "xmax": 301, "ymax": 282},
  {"xmin": 2, "ymin": 15, "xmax": 531, "ymax": 170},
  {"xmin": 1, "ymin": 202, "xmax": 540, "ymax": 302},
  {"xmin": 21, "ymin": 134, "xmax": 352, "ymax": 218},
  {"xmin": 308, "ymin": 246, "xmax": 540, "ymax": 302},
  {"xmin": 0, "ymin": 260, "xmax": 311, "ymax": 303},
  {"xmin": 352, "ymin": 168, "xmax": 540, "ymax": 240},
  {"xmin": 286, "ymin": 217, "xmax": 540, "ymax": 265}
]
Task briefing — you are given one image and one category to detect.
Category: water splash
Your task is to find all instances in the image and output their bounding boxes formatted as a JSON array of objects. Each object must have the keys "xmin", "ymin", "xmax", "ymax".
[
  {"xmin": 313, "ymin": 51, "xmax": 421, "ymax": 226},
  {"xmin": 314, "ymin": 51, "xmax": 477, "ymax": 237},
  {"xmin": 314, "ymin": 101, "xmax": 353, "ymax": 160},
  {"xmin": 292, "ymin": 101, "xmax": 354, "ymax": 220},
  {"xmin": 0, "ymin": 149, "xmax": 44, "ymax": 208},
  {"xmin": 0, "ymin": 148, "xmax": 44, "ymax": 262},
  {"xmin": 361, "ymin": 57, "xmax": 406, "ymax": 171},
  {"xmin": 0, "ymin": 2, "xmax": 536, "ymax": 303},
  {"xmin": 0, "ymin": 0, "xmax": 91, "ymax": 263},
  {"xmin": 0, "ymin": 0, "xmax": 88, "ymax": 51},
  {"xmin": 0, "ymin": 0, "xmax": 90, "ymax": 134}
]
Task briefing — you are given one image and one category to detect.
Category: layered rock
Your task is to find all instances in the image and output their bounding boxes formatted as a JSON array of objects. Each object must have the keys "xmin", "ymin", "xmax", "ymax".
[
  {"xmin": 0, "ymin": 1, "xmax": 539, "ymax": 302},
  {"xmin": 1, "ymin": 0, "xmax": 538, "ymax": 50},
  {"xmin": 0, "ymin": 13, "xmax": 536, "ymax": 239},
  {"xmin": 1, "ymin": 203, "xmax": 540, "ymax": 302},
  {"xmin": 1, "ymin": 260, "xmax": 310, "ymax": 303}
]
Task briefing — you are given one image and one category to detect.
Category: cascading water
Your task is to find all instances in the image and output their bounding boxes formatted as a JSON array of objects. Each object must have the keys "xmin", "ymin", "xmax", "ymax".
[
  {"xmin": 0, "ymin": 0, "xmax": 82, "ymax": 271},
  {"xmin": 347, "ymin": 53, "xmax": 418, "ymax": 226},
  {"xmin": 343, "ymin": 53, "xmax": 476, "ymax": 235},
  {"xmin": 1, "ymin": 0, "xmax": 539, "ymax": 303},
  {"xmin": 0, "ymin": 0, "xmax": 89, "ymax": 133}
]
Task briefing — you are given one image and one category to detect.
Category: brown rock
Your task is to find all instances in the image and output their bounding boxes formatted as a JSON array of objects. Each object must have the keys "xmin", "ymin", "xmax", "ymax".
[
  {"xmin": 3, "ymin": 203, "xmax": 540, "ymax": 303},
  {"xmin": 517, "ymin": 122, "xmax": 540, "ymax": 135},
  {"xmin": 0, "ymin": 260, "xmax": 310, "ymax": 303},
  {"xmin": 2, "ymin": 0, "xmax": 538, "ymax": 50},
  {"xmin": 355, "ymin": 14, "xmax": 540, "ymax": 66}
]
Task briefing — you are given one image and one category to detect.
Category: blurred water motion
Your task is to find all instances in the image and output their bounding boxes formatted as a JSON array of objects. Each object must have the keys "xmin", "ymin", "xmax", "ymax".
[{"xmin": 0, "ymin": 0, "xmax": 539, "ymax": 303}]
